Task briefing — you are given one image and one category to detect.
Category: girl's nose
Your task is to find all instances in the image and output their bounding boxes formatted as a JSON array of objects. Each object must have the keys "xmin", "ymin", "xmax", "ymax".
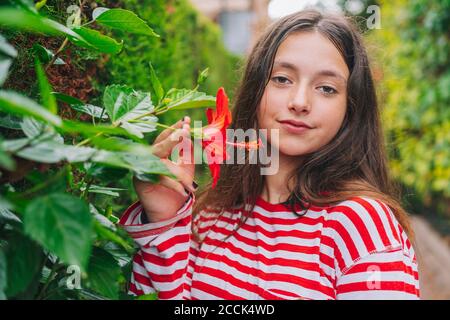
[{"xmin": 288, "ymin": 83, "xmax": 311, "ymax": 114}]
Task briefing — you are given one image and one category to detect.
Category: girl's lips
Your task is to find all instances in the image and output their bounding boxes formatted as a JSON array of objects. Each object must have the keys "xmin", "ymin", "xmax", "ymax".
[{"xmin": 278, "ymin": 121, "xmax": 312, "ymax": 134}]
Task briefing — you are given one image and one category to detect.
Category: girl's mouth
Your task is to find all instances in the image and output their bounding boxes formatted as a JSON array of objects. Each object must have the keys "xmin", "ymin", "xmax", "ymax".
[{"xmin": 278, "ymin": 120, "xmax": 312, "ymax": 134}]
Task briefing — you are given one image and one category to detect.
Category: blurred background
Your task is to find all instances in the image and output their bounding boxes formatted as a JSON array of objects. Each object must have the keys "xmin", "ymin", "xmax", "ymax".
[
  {"xmin": 191, "ymin": 0, "xmax": 450, "ymax": 299},
  {"xmin": 190, "ymin": 0, "xmax": 450, "ymax": 299},
  {"xmin": 1, "ymin": 0, "xmax": 449, "ymax": 299}
]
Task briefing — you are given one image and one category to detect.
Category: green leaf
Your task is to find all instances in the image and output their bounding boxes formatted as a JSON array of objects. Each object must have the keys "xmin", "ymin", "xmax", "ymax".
[
  {"xmin": 164, "ymin": 89, "xmax": 215, "ymax": 111},
  {"xmin": 134, "ymin": 173, "xmax": 160, "ymax": 183},
  {"xmin": 0, "ymin": 250, "xmax": 6, "ymax": 300},
  {"xmin": 103, "ymin": 242, "xmax": 133, "ymax": 267},
  {"xmin": 32, "ymin": 44, "xmax": 65, "ymax": 65},
  {"xmin": 94, "ymin": 8, "xmax": 159, "ymax": 37},
  {"xmin": 103, "ymin": 85, "xmax": 133, "ymax": 121},
  {"xmin": 82, "ymin": 184, "xmax": 125, "ymax": 197},
  {"xmin": 86, "ymin": 136, "xmax": 152, "ymax": 154},
  {"xmin": 1, "ymin": 137, "xmax": 29, "ymax": 153},
  {"xmin": 0, "ymin": 57, "xmax": 12, "ymax": 86},
  {"xmin": 10, "ymin": 0, "xmax": 37, "ymax": 14},
  {"xmin": 103, "ymin": 85, "xmax": 157, "ymax": 138},
  {"xmin": 77, "ymin": 288, "xmax": 108, "ymax": 300},
  {"xmin": 93, "ymin": 221, "xmax": 133, "ymax": 253},
  {"xmin": 89, "ymin": 149, "xmax": 173, "ymax": 178},
  {"xmin": 8, "ymin": 119, "xmax": 96, "ymax": 164},
  {"xmin": 136, "ymin": 293, "xmax": 158, "ymax": 300},
  {"xmin": 121, "ymin": 153, "xmax": 174, "ymax": 178},
  {"xmin": 6, "ymin": 118, "xmax": 97, "ymax": 164},
  {"xmin": 0, "ymin": 207, "xmax": 21, "ymax": 224},
  {"xmin": 0, "ymin": 34, "xmax": 17, "ymax": 58},
  {"xmin": 0, "ymin": 137, "xmax": 15, "ymax": 170},
  {"xmin": 0, "ymin": 90, "xmax": 62, "ymax": 127},
  {"xmin": 20, "ymin": 117, "xmax": 53, "ymax": 139},
  {"xmin": 72, "ymin": 104, "xmax": 108, "ymax": 119},
  {"xmin": 70, "ymin": 27, "xmax": 123, "ymax": 54},
  {"xmin": 92, "ymin": 7, "xmax": 109, "ymax": 20},
  {"xmin": 148, "ymin": 62, "xmax": 164, "ymax": 103},
  {"xmin": 0, "ymin": 8, "xmax": 83, "ymax": 39},
  {"xmin": 90, "ymin": 150, "xmax": 131, "ymax": 169},
  {"xmin": 5, "ymin": 232, "xmax": 45, "ymax": 298},
  {"xmin": 35, "ymin": 58, "xmax": 57, "ymax": 114},
  {"xmin": 61, "ymin": 120, "xmax": 135, "ymax": 139},
  {"xmin": 90, "ymin": 204, "xmax": 116, "ymax": 231},
  {"xmin": 23, "ymin": 193, "xmax": 93, "ymax": 271},
  {"xmin": 196, "ymin": 67, "xmax": 209, "ymax": 86},
  {"xmin": 52, "ymin": 92, "xmax": 84, "ymax": 106},
  {"xmin": 86, "ymin": 247, "xmax": 121, "ymax": 299},
  {"xmin": 83, "ymin": 163, "xmax": 128, "ymax": 183},
  {"xmin": 35, "ymin": 0, "xmax": 47, "ymax": 11},
  {"xmin": 0, "ymin": 195, "xmax": 11, "ymax": 209},
  {"xmin": 53, "ymin": 93, "xmax": 108, "ymax": 119},
  {"xmin": 0, "ymin": 114, "xmax": 22, "ymax": 130},
  {"xmin": 17, "ymin": 141, "xmax": 97, "ymax": 163}
]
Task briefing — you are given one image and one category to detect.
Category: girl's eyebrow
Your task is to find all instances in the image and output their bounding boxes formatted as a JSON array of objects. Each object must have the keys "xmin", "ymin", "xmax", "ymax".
[
  {"xmin": 315, "ymin": 69, "xmax": 348, "ymax": 85},
  {"xmin": 273, "ymin": 61, "xmax": 347, "ymax": 84}
]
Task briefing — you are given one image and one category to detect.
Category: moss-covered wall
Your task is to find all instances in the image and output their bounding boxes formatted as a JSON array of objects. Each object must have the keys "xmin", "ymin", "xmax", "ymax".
[
  {"xmin": 5, "ymin": 0, "xmax": 242, "ymax": 121},
  {"xmin": 108, "ymin": 0, "xmax": 242, "ymax": 96}
]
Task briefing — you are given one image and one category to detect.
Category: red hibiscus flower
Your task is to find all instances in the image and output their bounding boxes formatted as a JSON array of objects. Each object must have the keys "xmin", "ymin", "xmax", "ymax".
[{"xmin": 201, "ymin": 87, "xmax": 262, "ymax": 188}]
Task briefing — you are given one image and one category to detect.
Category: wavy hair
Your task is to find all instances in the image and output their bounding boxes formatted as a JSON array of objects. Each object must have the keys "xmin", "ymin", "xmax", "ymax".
[{"xmin": 192, "ymin": 9, "xmax": 414, "ymax": 245}]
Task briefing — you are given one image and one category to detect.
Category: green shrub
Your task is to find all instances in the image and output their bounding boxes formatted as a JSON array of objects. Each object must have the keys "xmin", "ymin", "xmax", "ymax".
[{"xmin": 0, "ymin": 0, "xmax": 238, "ymax": 300}]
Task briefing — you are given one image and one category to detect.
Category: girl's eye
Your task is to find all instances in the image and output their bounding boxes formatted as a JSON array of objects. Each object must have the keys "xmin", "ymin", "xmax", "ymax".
[
  {"xmin": 318, "ymin": 86, "xmax": 337, "ymax": 95},
  {"xmin": 272, "ymin": 76, "xmax": 291, "ymax": 85}
]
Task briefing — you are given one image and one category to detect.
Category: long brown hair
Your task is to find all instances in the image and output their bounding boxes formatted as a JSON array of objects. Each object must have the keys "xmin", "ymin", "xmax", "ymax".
[{"xmin": 193, "ymin": 9, "xmax": 415, "ymax": 245}]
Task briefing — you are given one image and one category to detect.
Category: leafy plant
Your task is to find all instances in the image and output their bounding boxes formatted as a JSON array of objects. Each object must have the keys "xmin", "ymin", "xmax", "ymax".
[
  {"xmin": 0, "ymin": 1, "xmax": 216, "ymax": 300},
  {"xmin": 369, "ymin": 0, "xmax": 450, "ymax": 212}
]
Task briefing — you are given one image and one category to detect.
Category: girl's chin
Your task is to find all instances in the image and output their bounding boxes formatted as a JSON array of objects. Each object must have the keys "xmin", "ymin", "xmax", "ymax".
[
  {"xmin": 265, "ymin": 139, "xmax": 316, "ymax": 157},
  {"xmin": 279, "ymin": 150, "xmax": 309, "ymax": 158},
  {"xmin": 277, "ymin": 145, "xmax": 313, "ymax": 157}
]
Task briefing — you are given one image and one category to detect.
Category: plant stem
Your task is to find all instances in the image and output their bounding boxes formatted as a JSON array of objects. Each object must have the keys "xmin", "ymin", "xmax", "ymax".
[
  {"xmin": 76, "ymin": 131, "xmax": 104, "ymax": 147},
  {"xmin": 46, "ymin": 38, "xmax": 69, "ymax": 71},
  {"xmin": 152, "ymin": 121, "xmax": 197, "ymax": 136},
  {"xmin": 36, "ymin": 257, "xmax": 60, "ymax": 300},
  {"xmin": 81, "ymin": 177, "xmax": 93, "ymax": 200},
  {"xmin": 19, "ymin": 167, "xmax": 67, "ymax": 198},
  {"xmin": 35, "ymin": 0, "xmax": 47, "ymax": 11},
  {"xmin": 155, "ymin": 107, "xmax": 169, "ymax": 116},
  {"xmin": 154, "ymin": 122, "xmax": 177, "ymax": 130}
]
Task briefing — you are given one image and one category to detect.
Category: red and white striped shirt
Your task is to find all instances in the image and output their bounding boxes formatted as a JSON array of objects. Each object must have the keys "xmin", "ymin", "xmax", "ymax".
[{"xmin": 119, "ymin": 194, "xmax": 420, "ymax": 300}]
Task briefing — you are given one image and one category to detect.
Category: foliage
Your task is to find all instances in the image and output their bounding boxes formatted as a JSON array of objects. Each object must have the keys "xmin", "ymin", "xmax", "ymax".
[
  {"xmin": 0, "ymin": 0, "xmax": 227, "ymax": 300},
  {"xmin": 368, "ymin": 0, "xmax": 449, "ymax": 213},
  {"xmin": 107, "ymin": 0, "xmax": 242, "ymax": 117}
]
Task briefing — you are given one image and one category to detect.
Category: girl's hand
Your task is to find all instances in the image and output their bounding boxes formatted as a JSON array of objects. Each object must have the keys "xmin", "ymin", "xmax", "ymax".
[{"xmin": 133, "ymin": 116, "xmax": 196, "ymax": 223}]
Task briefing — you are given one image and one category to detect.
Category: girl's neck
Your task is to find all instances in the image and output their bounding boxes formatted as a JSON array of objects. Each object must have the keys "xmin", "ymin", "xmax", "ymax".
[{"xmin": 260, "ymin": 153, "xmax": 304, "ymax": 204}]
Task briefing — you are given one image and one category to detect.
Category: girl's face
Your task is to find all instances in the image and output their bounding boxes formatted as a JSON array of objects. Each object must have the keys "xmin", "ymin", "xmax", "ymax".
[{"xmin": 257, "ymin": 31, "xmax": 349, "ymax": 158}]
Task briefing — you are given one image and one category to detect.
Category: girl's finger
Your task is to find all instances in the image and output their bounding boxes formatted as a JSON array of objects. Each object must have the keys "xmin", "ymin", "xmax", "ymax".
[
  {"xmin": 152, "ymin": 125, "xmax": 191, "ymax": 159},
  {"xmin": 158, "ymin": 175, "xmax": 189, "ymax": 198},
  {"xmin": 176, "ymin": 123, "xmax": 194, "ymax": 165},
  {"xmin": 160, "ymin": 158, "xmax": 196, "ymax": 193},
  {"xmin": 153, "ymin": 118, "xmax": 184, "ymax": 145}
]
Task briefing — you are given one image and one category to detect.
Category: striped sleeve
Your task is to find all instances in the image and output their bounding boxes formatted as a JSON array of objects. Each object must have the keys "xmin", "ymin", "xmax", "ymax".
[
  {"xmin": 335, "ymin": 247, "xmax": 419, "ymax": 299},
  {"xmin": 325, "ymin": 196, "xmax": 420, "ymax": 300},
  {"xmin": 118, "ymin": 194, "xmax": 195, "ymax": 299}
]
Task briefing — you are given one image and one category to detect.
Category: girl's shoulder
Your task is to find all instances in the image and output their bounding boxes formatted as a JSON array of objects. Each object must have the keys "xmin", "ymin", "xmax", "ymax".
[{"xmin": 322, "ymin": 196, "xmax": 415, "ymax": 265}]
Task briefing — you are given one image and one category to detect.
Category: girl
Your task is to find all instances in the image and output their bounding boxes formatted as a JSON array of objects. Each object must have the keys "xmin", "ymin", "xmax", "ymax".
[{"xmin": 119, "ymin": 9, "xmax": 420, "ymax": 300}]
